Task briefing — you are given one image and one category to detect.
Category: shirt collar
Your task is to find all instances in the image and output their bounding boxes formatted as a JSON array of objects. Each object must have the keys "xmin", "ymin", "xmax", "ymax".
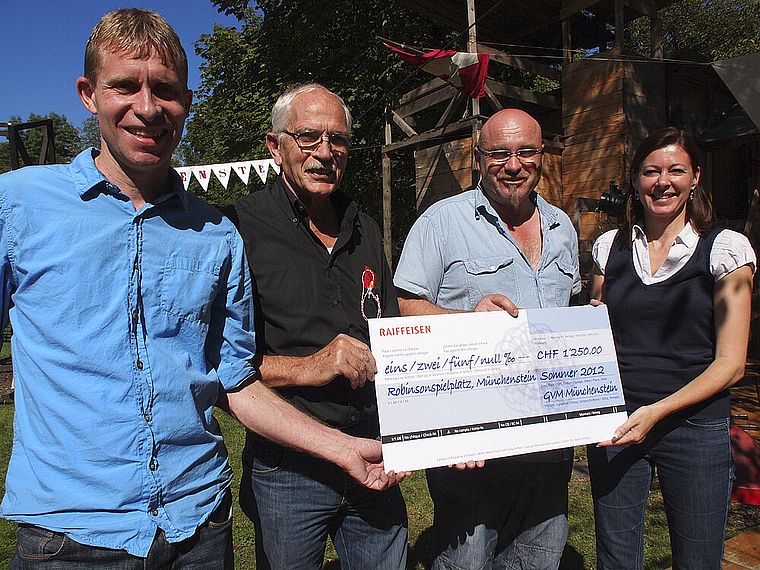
[
  {"xmin": 631, "ymin": 220, "xmax": 698, "ymax": 246},
  {"xmin": 473, "ymin": 184, "xmax": 558, "ymax": 230},
  {"xmin": 72, "ymin": 148, "xmax": 188, "ymax": 211},
  {"xmin": 273, "ymin": 175, "xmax": 358, "ymax": 231}
]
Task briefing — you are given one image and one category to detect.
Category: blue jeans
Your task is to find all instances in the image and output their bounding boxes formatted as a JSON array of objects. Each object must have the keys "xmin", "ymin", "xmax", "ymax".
[
  {"xmin": 239, "ymin": 435, "xmax": 408, "ymax": 570},
  {"xmin": 426, "ymin": 458, "xmax": 572, "ymax": 570},
  {"xmin": 10, "ymin": 489, "xmax": 233, "ymax": 569},
  {"xmin": 588, "ymin": 417, "xmax": 734, "ymax": 570}
]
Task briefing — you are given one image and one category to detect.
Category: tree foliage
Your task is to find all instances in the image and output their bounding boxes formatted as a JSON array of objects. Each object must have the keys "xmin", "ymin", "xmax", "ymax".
[
  {"xmin": 181, "ymin": 0, "xmax": 454, "ymax": 240},
  {"xmin": 0, "ymin": 113, "xmax": 84, "ymax": 175},
  {"xmin": 625, "ymin": 0, "xmax": 760, "ymax": 60}
]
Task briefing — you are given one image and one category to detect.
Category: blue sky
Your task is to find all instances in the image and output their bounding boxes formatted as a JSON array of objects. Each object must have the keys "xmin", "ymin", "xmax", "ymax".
[{"xmin": 1, "ymin": 1, "xmax": 240, "ymax": 129}]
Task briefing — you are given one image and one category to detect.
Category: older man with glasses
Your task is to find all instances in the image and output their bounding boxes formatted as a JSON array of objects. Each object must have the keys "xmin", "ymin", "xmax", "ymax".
[
  {"xmin": 222, "ymin": 83, "xmax": 408, "ymax": 570},
  {"xmin": 394, "ymin": 108, "xmax": 581, "ymax": 570}
]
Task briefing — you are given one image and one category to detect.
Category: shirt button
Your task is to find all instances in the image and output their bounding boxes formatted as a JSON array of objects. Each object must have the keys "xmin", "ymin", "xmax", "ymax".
[
  {"xmin": 151, "ymin": 509, "xmax": 159, "ymax": 517},
  {"xmin": 149, "ymin": 459, "xmax": 157, "ymax": 470},
  {"xmin": 490, "ymin": 265, "xmax": 497, "ymax": 270},
  {"xmin": 132, "ymin": 311, "xmax": 139, "ymax": 323},
  {"xmin": 144, "ymin": 413, "xmax": 151, "ymax": 422},
  {"xmin": 332, "ymin": 299, "xmax": 339, "ymax": 306},
  {"xmin": 136, "ymin": 360, "xmax": 144, "ymax": 370},
  {"xmin": 292, "ymin": 217, "xmax": 299, "ymax": 224}
]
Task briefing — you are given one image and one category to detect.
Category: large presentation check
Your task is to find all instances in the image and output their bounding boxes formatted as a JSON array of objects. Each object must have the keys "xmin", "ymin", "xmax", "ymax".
[{"xmin": 368, "ymin": 305, "xmax": 627, "ymax": 472}]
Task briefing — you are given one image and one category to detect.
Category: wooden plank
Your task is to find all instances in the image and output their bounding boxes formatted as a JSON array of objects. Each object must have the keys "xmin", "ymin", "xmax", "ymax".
[
  {"xmin": 398, "ymin": 77, "xmax": 450, "ymax": 106},
  {"xmin": 391, "ymin": 110, "xmax": 418, "ymax": 137},
  {"xmin": 562, "ymin": 134, "xmax": 624, "ymax": 159},
  {"xmin": 563, "ymin": 59, "xmax": 623, "ymax": 86},
  {"xmin": 563, "ymin": 90, "xmax": 624, "ymax": 117},
  {"xmin": 624, "ymin": 0, "xmax": 657, "ymax": 16},
  {"xmin": 476, "ymin": 43, "xmax": 561, "ymax": 81},
  {"xmin": 564, "ymin": 178, "xmax": 625, "ymax": 198},
  {"xmin": 565, "ymin": 123, "xmax": 626, "ymax": 146},
  {"xmin": 563, "ymin": 75, "xmax": 623, "ymax": 100},
  {"xmin": 560, "ymin": 0, "xmax": 601, "ymax": 20},
  {"xmin": 563, "ymin": 142, "xmax": 624, "ymax": 165},
  {"xmin": 486, "ymin": 78, "xmax": 560, "ymax": 109},
  {"xmin": 381, "ymin": 116, "xmax": 480, "ymax": 154},
  {"xmin": 563, "ymin": 154, "xmax": 623, "ymax": 175},
  {"xmin": 564, "ymin": 107, "xmax": 625, "ymax": 132},
  {"xmin": 396, "ymin": 84, "xmax": 458, "ymax": 119},
  {"xmin": 436, "ymin": 91, "xmax": 465, "ymax": 129}
]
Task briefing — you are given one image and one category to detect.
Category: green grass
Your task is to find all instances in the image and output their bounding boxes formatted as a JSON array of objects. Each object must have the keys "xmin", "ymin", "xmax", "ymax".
[{"xmin": 1, "ymin": 407, "xmax": 759, "ymax": 569}]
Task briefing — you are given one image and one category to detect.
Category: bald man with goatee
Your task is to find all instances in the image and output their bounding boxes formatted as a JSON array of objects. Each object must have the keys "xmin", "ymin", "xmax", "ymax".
[{"xmin": 394, "ymin": 109, "xmax": 581, "ymax": 570}]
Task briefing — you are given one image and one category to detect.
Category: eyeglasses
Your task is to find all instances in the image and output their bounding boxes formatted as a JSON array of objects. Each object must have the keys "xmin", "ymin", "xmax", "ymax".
[
  {"xmin": 477, "ymin": 145, "xmax": 545, "ymax": 164},
  {"xmin": 283, "ymin": 130, "xmax": 350, "ymax": 154}
]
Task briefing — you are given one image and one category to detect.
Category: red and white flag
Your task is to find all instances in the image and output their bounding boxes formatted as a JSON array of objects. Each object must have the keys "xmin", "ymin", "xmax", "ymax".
[{"xmin": 386, "ymin": 43, "xmax": 489, "ymax": 98}]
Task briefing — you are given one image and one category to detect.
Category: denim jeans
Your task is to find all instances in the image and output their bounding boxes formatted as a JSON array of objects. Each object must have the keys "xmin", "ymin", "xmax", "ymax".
[
  {"xmin": 426, "ymin": 457, "xmax": 572, "ymax": 570},
  {"xmin": 588, "ymin": 417, "xmax": 734, "ymax": 570},
  {"xmin": 239, "ymin": 436, "xmax": 408, "ymax": 570},
  {"xmin": 10, "ymin": 488, "xmax": 233, "ymax": 569}
]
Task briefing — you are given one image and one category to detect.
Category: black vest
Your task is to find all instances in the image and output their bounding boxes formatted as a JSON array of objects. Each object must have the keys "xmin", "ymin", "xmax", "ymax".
[{"xmin": 604, "ymin": 227, "xmax": 729, "ymax": 419}]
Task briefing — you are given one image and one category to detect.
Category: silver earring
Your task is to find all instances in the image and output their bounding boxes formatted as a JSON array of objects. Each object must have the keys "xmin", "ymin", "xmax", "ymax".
[
  {"xmin": 689, "ymin": 188, "xmax": 695, "ymax": 201},
  {"xmin": 634, "ymin": 192, "xmax": 640, "ymax": 201}
]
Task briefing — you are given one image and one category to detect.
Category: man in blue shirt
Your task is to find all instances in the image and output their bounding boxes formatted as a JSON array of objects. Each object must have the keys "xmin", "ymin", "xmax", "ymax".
[
  {"xmin": 394, "ymin": 109, "xmax": 581, "ymax": 570},
  {"xmin": 0, "ymin": 9, "xmax": 401, "ymax": 570}
]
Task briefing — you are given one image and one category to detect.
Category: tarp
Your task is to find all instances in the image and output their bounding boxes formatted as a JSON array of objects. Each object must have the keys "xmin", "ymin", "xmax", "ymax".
[{"xmin": 712, "ymin": 52, "xmax": 760, "ymax": 132}]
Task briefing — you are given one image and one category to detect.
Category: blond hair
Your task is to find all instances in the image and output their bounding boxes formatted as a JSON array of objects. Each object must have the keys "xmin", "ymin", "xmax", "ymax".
[{"xmin": 84, "ymin": 8, "xmax": 188, "ymax": 86}]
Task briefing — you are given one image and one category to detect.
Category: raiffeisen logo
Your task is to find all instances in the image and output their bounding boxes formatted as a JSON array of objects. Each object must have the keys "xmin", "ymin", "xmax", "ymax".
[{"xmin": 378, "ymin": 324, "xmax": 432, "ymax": 336}]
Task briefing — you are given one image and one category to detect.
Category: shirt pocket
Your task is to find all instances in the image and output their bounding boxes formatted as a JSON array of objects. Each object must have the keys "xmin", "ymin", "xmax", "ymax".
[
  {"xmin": 463, "ymin": 256, "xmax": 520, "ymax": 309},
  {"xmin": 158, "ymin": 256, "xmax": 221, "ymax": 324},
  {"xmin": 545, "ymin": 259, "xmax": 576, "ymax": 306}
]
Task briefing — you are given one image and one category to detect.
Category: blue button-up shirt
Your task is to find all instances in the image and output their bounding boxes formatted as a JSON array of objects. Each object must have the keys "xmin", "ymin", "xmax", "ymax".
[
  {"xmin": 0, "ymin": 150, "xmax": 257, "ymax": 556},
  {"xmin": 394, "ymin": 186, "xmax": 581, "ymax": 310}
]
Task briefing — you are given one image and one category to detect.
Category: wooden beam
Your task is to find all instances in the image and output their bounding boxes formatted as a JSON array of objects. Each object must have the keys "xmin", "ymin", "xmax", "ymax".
[
  {"xmin": 485, "ymin": 78, "xmax": 560, "ymax": 109},
  {"xmin": 476, "ymin": 43, "xmax": 561, "ymax": 81},
  {"xmin": 562, "ymin": 19, "xmax": 572, "ymax": 66},
  {"xmin": 467, "ymin": 0, "xmax": 479, "ymax": 118},
  {"xmin": 435, "ymin": 91, "xmax": 465, "ymax": 129},
  {"xmin": 381, "ymin": 116, "xmax": 483, "ymax": 154},
  {"xmin": 398, "ymin": 77, "xmax": 450, "ymax": 106},
  {"xmin": 624, "ymin": 0, "xmax": 657, "ymax": 16},
  {"xmin": 383, "ymin": 109, "xmax": 393, "ymax": 266},
  {"xmin": 560, "ymin": 0, "xmax": 601, "ymax": 21},
  {"xmin": 396, "ymin": 83, "xmax": 458, "ymax": 118},
  {"xmin": 483, "ymin": 84, "xmax": 503, "ymax": 113},
  {"xmin": 651, "ymin": 14, "xmax": 663, "ymax": 59},
  {"xmin": 614, "ymin": 0, "xmax": 625, "ymax": 49},
  {"xmin": 391, "ymin": 110, "xmax": 419, "ymax": 137}
]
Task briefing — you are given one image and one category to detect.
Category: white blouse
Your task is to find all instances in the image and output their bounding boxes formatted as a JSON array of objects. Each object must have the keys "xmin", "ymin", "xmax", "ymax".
[{"xmin": 593, "ymin": 224, "xmax": 756, "ymax": 284}]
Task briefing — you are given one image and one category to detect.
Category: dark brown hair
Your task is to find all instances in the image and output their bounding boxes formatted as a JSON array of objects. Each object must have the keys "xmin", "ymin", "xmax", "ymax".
[{"xmin": 618, "ymin": 127, "xmax": 714, "ymax": 248}]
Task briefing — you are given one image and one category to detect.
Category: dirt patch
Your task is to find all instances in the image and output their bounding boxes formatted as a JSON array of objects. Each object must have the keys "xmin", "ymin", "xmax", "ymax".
[{"xmin": 0, "ymin": 357, "xmax": 12, "ymax": 401}]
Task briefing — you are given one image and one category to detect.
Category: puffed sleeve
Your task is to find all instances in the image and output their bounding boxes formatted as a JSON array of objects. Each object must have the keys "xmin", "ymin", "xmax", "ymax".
[
  {"xmin": 711, "ymin": 229, "xmax": 757, "ymax": 281},
  {"xmin": 592, "ymin": 229, "xmax": 619, "ymax": 275}
]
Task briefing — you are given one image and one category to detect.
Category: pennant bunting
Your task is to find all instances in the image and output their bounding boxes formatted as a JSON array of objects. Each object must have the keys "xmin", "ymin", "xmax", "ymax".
[
  {"xmin": 175, "ymin": 167, "xmax": 192, "ymax": 190},
  {"xmin": 189, "ymin": 166, "xmax": 213, "ymax": 191},
  {"xmin": 253, "ymin": 160, "xmax": 270, "ymax": 184},
  {"xmin": 175, "ymin": 158, "xmax": 280, "ymax": 189},
  {"xmin": 210, "ymin": 164, "xmax": 233, "ymax": 189},
  {"xmin": 231, "ymin": 161, "xmax": 251, "ymax": 185}
]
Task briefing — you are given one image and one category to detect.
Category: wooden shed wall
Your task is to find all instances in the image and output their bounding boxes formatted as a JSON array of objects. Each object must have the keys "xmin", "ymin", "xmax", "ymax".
[
  {"xmin": 562, "ymin": 48, "xmax": 625, "ymax": 247},
  {"xmin": 415, "ymin": 137, "xmax": 477, "ymax": 213},
  {"xmin": 414, "ymin": 137, "xmax": 565, "ymax": 214}
]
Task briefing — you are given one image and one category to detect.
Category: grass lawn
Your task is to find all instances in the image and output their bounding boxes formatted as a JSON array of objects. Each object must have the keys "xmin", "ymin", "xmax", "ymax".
[{"xmin": 0, "ymin": 405, "xmax": 758, "ymax": 568}]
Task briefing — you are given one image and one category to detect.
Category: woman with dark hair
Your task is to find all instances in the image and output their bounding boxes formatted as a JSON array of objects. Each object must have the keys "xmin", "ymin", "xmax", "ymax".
[{"xmin": 588, "ymin": 127, "xmax": 755, "ymax": 569}]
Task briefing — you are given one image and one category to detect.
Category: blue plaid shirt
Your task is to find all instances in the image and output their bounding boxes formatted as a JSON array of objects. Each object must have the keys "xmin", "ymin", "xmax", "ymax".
[{"xmin": 0, "ymin": 150, "xmax": 257, "ymax": 556}]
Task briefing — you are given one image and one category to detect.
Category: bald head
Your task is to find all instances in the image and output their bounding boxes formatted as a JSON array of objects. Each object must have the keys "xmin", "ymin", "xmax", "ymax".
[
  {"xmin": 479, "ymin": 109, "xmax": 542, "ymax": 150},
  {"xmin": 475, "ymin": 109, "xmax": 545, "ymax": 217}
]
